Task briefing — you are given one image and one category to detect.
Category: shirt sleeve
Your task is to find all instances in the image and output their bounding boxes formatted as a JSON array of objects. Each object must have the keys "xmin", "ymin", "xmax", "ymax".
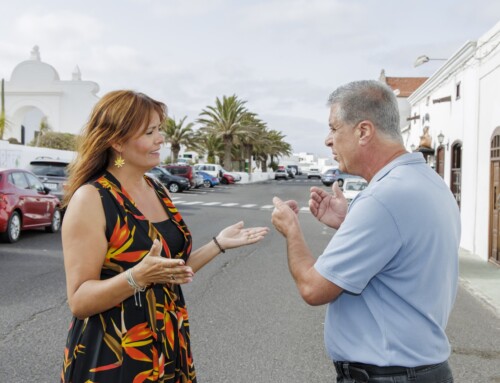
[{"xmin": 314, "ymin": 194, "xmax": 402, "ymax": 294}]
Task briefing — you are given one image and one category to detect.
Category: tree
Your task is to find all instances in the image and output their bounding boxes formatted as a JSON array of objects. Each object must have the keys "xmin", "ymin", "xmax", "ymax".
[
  {"xmin": 35, "ymin": 116, "xmax": 51, "ymax": 146},
  {"xmin": 161, "ymin": 116, "xmax": 196, "ymax": 163},
  {"xmin": 28, "ymin": 131, "xmax": 78, "ymax": 150},
  {"xmin": 198, "ymin": 95, "xmax": 254, "ymax": 171},
  {"xmin": 0, "ymin": 78, "xmax": 7, "ymax": 141}
]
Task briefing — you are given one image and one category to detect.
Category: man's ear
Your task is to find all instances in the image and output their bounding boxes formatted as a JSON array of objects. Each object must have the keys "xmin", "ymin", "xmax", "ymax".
[{"xmin": 357, "ymin": 121, "xmax": 375, "ymax": 144}]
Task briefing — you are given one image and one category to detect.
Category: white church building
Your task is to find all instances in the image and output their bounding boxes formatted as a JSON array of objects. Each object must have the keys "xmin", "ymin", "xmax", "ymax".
[{"xmin": 3, "ymin": 46, "xmax": 99, "ymax": 145}]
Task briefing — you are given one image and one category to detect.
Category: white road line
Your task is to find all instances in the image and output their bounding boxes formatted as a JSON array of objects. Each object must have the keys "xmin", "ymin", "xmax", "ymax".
[
  {"xmin": 203, "ymin": 202, "xmax": 222, "ymax": 206},
  {"xmin": 300, "ymin": 207, "xmax": 310, "ymax": 211},
  {"xmin": 179, "ymin": 201, "xmax": 203, "ymax": 205},
  {"xmin": 241, "ymin": 204, "xmax": 257, "ymax": 208},
  {"xmin": 221, "ymin": 203, "xmax": 239, "ymax": 207},
  {"xmin": 261, "ymin": 205, "xmax": 274, "ymax": 209}
]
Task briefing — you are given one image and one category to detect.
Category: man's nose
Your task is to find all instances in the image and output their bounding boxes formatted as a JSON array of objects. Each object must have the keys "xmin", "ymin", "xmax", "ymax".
[{"xmin": 325, "ymin": 133, "xmax": 333, "ymax": 147}]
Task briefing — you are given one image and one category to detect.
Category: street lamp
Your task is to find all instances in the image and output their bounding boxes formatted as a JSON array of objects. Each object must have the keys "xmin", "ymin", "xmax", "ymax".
[{"xmin": 414, "ymin": 55, "xmax": 447, "ymax": 67}]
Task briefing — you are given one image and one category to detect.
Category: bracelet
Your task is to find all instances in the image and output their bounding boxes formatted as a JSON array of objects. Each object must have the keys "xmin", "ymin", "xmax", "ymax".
[
  {"xmin": 125, "ymin": 268, "xmax": 146, "ymax": 307},
  {"xmin": 212, "ymin": 236, "xmax": 225, "ymax": 253}
]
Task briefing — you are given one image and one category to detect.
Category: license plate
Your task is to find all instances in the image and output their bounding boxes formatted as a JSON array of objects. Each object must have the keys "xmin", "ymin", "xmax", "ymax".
[{"xmin": 44, "ymin": 183, "xmax": 58, "ymax": 190}]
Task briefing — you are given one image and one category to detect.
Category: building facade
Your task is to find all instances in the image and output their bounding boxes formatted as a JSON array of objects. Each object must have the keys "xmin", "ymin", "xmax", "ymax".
[
  {"xmin": 406, "ymin": 21, "xmax": 500, "ymax": 265},
  {"xmin": 3, "ymin": 46, "xmax": 99, "ymax": 144}
]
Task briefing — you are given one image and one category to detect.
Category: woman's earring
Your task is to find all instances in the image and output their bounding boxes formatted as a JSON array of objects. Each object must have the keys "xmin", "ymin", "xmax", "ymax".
[{"xmin": 114, "ymin": 154, "xmax": 125, "ymax": 168}]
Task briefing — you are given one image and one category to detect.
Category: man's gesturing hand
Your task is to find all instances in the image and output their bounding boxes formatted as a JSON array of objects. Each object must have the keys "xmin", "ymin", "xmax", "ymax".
[{"xmin": 309, "ymin": 181, "xmax": 347, "ymax": 229}]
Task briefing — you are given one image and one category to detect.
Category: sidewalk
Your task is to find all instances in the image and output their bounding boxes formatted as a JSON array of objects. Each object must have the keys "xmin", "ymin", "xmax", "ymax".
[{"xmin": 459, "ymin": 248, "xmax": 500, "ymax": 316}]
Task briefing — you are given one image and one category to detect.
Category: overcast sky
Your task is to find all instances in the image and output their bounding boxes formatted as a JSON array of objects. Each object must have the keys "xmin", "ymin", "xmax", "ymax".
[{"xmin": 1, "ymin": 1, "xmax": 499, "ymax": 158}]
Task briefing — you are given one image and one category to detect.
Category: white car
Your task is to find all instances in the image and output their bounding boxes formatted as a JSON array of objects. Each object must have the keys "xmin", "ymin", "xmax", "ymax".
[
  {"xmin": 342, "ymin": 177, "xmax": 368, "ymax": 204},
  {"xmin": 193, "ymin": 163, "xmax": 241, "ymax": 182},
  {"xmin": 307, "ymin": 167, "xmax": 321, "ymax": 179}
]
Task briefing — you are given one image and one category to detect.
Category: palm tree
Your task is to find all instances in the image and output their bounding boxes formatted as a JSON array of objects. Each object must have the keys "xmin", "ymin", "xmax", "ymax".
[
  {"xmin": 237, "ymin": 115, "xmax": 266, "ymax": 173},
  {"xmin": 35, "ymin": 116, "xmax": 51, "ymax": 146},
  {"xmin": 198, "ymin": 95, "xmax": 253, "ymax": 171},
  {"xmin": 0, "ymin": 78, "xmax": 7, "ymax": 141},
  {"xmin": 161, "ymin": 116, "xmax": 195, "ymax": 163},
  {"xmin": 253, "ymin": 129, "xmax": 292, "ymax": 171},
  {"xmin": 196, "ymin": 131, "xmax": 224, "ymax": 164}
]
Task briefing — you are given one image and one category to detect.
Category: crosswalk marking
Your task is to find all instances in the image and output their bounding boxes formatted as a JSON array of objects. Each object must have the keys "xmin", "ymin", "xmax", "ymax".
[
  {"xmin": 260, "ymin": 205, "xmax": 274, "ymax": 209},
  {"xmin": 179, "ymin": 201, "xmax": 203, "ymax": 205},
  {"xmin": 241, "ymin": 204, "xmax": 257, "ymax": 208},
  {"xmin": 203, "ymin": 202, "xmax": 222, "ymax": 206},
  {"xmin": 300, "ymin": 207, "xmax": 310, "ymax": 211},
  {"xmin": 221, "ymin": 203, "xmax": 239, "ymax": 207}
]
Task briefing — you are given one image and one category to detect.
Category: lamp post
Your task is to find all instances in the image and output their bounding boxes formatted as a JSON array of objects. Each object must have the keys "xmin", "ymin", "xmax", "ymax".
[{"xmin": 414, "ymin": 55, "xmax": 447, "ymax": 67}]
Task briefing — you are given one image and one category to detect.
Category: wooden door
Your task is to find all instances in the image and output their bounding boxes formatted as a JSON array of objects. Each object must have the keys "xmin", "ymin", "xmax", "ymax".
[
  {"xmin": 490, "ymin": 131, "xmax": 500, "ymax": 265},
  {"xmin": 436, "ymin": 146, "xmax": 445, "ymax": 179},
  {"xmin": 450, "ymin": 143, "xmax": 462, "ymax": 209}
]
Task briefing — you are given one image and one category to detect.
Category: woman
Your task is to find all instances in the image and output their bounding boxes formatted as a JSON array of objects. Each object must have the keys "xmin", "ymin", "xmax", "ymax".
[{"xmin": 60, "ymin": 90, "xmax": 269, "ymax": 383}]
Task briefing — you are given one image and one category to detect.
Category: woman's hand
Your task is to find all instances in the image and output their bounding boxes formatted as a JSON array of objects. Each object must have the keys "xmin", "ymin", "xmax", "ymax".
[
  {"xmin": 133, "ymin": 239, "xmax": 194, "ymax": 286},
  {"xmin": 215, "ymin": 221, "xmax": 269, "ymax": 250}
]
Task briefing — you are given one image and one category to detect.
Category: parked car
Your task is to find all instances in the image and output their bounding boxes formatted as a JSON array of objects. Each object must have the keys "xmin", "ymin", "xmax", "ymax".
[
  {"xmin": 193, "ymin": 163, "xmax": 241, "ymax": 183},
  {"xmin": 27, "ymin": 158, "xmax": 69, "ymax": 201},
  {"xmin": 197, "ymin": 171, "xmax": 220, "ymax": 188},
  {"xmin": 220, "ymin": 173, "xmax": 236, "ymax": 185},
  {"xmin": 286, "ymin": 165, "xmax": 299, "ymax": 176},
  {"xmin": 342, "ymin": 178, "xmax": 368, "ymax": 204},
  {"xmin": 193, "ymin": 171, "xmax": 204, "ymax": 188},
  {"xmin": 164, "ymin": 164, "xmax": 197, "ymax": 188},
  {"xmin": 274, "ymin": 168, "xmax": 289, "ymax": 180},
  {"xmin": 146, "ymin": 166, "xmax": 190, "ymax": 193},
  {"xmin": 307, "ymin": 167, "xmax": 322, "ymax": 179},
  {"xmin": 321, "ymin": 168, "xmax": 357, "ymax": 187},
  {"xmin": 0, "ymin": 168, "xmax": 62, "ymax": 243}
]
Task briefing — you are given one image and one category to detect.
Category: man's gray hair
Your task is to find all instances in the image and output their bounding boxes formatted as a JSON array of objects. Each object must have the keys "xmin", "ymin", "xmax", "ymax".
[{"xmin": 328, "ymin": 80, "xmax": 402, "ymax": 143}]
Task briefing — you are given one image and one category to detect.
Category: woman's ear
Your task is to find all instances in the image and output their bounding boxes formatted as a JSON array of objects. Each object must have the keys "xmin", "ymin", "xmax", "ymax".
[{"xmin": 110, "ymin": 142, "xmax": 122, "ymax": 152}]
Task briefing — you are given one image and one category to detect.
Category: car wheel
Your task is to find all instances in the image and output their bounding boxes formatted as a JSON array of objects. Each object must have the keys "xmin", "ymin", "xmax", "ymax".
[
  {"xmin": 203, "ymin": 180, "xmax": 211, "ymax": 188},
  {"xmin": 168, "ymin": 183, "xmax": 181, "ymax": 193},
  {"xmin": 46, "ymin": 208, "xmax": 62, "ymax": 233},
  {"xmin": 1, "ymin": 211, "xmax": 21, "ymax": 243}
]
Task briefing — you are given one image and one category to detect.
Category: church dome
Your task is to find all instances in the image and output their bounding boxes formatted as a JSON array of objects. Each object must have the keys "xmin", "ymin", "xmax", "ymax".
[{"xmin": 10, "ymin": 46, "xmax": 60, "ymax": 84}]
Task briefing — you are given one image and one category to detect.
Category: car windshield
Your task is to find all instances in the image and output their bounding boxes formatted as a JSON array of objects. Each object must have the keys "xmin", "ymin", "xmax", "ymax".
[{"xmin": 29, "ymin": 163, "xmax": 68, "ymax": 177}]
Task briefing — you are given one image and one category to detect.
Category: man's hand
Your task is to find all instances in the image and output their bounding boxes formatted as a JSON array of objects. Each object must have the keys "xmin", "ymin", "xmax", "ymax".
[
  {"xmin": 309, "ymin": 182, "xmax": 347, "ymax": 229},
  {"xmin": 272, "ymin": 197, "xmax": 300, "ymax": 237}
]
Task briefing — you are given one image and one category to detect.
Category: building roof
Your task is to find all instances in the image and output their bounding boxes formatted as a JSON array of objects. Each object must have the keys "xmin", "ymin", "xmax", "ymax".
[{"xmin": 379, "ymin": 69, "xmax": 427, "ymax": 97}]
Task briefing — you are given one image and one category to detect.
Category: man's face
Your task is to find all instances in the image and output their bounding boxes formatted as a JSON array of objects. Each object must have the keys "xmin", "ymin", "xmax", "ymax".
[{"xmin": 325, "ymin": 105, "xmax": 358, "ymax": 173}]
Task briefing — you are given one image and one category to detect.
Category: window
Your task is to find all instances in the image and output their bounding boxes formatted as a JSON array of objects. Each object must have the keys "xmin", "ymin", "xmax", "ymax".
[
  {"xmin": 456, "ymin": 82, "xmax": 461, "ymax": 100},
  {"xmin": 10, "ymin": 172, "xmax": 29, "ymax": 189}
]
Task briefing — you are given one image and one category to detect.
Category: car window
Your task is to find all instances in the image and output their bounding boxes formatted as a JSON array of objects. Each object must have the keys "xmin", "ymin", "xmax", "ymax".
[
  {"xmin": 25, "ymin": 173, "xmax": 45, "ymax": 192},
  {"xmin": 10, "ymin": 172, "xmax": 30, "ymax": 189},
  {"xmin": 149, "ymin": 168, "xmax": 161, "ymax": 176},
  {"xmin": 29, "ymin": 163, "xmax": 68, "ymax": 177}
]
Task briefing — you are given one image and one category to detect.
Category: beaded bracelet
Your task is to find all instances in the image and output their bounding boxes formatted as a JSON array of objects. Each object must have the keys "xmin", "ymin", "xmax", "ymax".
[
  {"xmin": 212, "ymin": 236, "xmax": 225, "ymax": 253},
  {"xmin": 125, "ymin": 268, "xmax": 146, "ymax": 307}
]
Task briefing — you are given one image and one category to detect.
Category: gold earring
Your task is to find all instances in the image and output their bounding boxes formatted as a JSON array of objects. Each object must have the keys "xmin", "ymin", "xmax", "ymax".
[{"xmin": 114, "ymin": 154, "xmax": 125, "ymax": 168}]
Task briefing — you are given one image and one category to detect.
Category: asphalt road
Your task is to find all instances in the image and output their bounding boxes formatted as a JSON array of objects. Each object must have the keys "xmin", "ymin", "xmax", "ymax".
[{"xmin": 0, "ymin": 177, "xmax": 499, "ymax": 382}]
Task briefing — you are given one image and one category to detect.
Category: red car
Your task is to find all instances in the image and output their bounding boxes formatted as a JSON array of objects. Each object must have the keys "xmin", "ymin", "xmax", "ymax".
[
  {"xmin": 221, "ymin": 173, "xmax": 235, "ymax": 184},
  {"xmin": 0, "ymin": 168, "xmax": 62, "ymax": 243}
]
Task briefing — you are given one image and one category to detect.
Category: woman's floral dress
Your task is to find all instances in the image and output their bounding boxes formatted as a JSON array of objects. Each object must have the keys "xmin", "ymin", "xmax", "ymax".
[{"xmin": 61, "ymin": 171, "xmax": 196, "ymax": 383}]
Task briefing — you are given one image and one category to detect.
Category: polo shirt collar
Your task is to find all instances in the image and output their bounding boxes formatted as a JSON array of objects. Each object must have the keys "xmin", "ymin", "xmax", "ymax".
[{"xmin": 371, "ymin": 152, "xmax": 425, "ymax": 183}]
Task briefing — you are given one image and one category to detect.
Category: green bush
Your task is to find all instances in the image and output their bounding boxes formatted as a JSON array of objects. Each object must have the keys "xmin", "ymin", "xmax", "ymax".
[{"xmin": 29, "ymin": 132, "xmax": 78, "ymax": 150}]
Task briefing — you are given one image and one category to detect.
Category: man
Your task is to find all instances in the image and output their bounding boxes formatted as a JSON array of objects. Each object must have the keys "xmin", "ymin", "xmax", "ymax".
[{"xmin": 272, "ymin": 80, "xmax": 460, "ymax": 382}]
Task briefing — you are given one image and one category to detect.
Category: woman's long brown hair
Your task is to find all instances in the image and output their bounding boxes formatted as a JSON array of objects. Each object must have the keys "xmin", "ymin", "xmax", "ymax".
[{"xmin": 63, "ymin": 90, "xmax": 167, "ymax": 207}]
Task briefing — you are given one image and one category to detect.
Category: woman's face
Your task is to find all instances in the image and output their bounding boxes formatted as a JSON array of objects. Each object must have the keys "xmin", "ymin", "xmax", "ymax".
[{"xmin": 120, "ymin": 112, "xmax": 165, "ymax": 171}]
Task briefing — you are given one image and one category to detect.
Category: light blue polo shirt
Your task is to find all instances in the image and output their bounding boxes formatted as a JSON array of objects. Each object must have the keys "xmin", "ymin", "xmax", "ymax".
[{"xmin": 314, "ymin": 152, "xmax": 461, "ymax": 367}]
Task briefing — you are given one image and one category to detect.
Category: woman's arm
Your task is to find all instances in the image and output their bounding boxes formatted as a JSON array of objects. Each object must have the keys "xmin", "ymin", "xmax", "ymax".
[
  {"xmin": 63, "ymin": 185, "xmax": 193, "ymax": 319},
  {"xmin": 187, "ymin": 221, "xmax": 269, "ymax": 273}
]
